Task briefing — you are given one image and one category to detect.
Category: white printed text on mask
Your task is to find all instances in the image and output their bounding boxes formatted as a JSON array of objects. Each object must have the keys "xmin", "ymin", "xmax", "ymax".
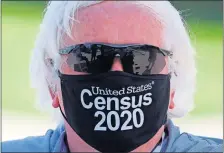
[{"xmin": 80, "ymin": 82, "xmax": 154, "ymax": 131}]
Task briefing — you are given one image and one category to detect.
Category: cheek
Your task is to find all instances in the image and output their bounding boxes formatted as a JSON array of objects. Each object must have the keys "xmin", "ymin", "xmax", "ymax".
[{"xmin": 159, "ymin": 57, "xmax": 169, "ymax": 74}]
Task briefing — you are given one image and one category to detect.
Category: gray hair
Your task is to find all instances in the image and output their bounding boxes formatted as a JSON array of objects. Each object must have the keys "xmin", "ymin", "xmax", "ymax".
[{"xmin": 30, "ymin": 1, "xmax": 196, "ymax": 122}]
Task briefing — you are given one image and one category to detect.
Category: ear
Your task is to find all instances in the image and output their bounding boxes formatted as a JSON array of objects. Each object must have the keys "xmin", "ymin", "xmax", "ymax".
[
  {"xmin": 48, "ymin": 86, "xmax": 60, "ymax": 108},
  {"xmin": 52, "ymin": 95, "xmax": 60, "ymax": 108},
  {"xmin": 169, "ymin": 90, "xmax": 175, "ymax": 109},
  {"xmin": 44, "ymin": 56, "xmax": 60, "ymax": 108}
]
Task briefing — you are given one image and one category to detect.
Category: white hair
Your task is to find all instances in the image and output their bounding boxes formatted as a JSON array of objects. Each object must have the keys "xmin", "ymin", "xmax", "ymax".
[{"xmin": 30, "ymin": 1, "xmax": 196, "ymax": 122}]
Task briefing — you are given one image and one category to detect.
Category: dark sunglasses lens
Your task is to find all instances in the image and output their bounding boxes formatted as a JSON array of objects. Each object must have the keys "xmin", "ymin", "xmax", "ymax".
[
  {"xmin": 66, "ymin": 44, "xmax": 166, "ymax": 75},
  {"xmin": 66, "ymin": 45, "xmax": 114, "ymax": 74},
  {"xmin": 128, "ymin": 47, "xmax": 166, "ymax": 75}
]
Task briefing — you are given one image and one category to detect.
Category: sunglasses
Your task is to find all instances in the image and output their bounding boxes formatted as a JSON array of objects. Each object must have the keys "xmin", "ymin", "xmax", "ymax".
[{"xmin": 58, "ymin": 43, "xmax": 172, "ymax": 75}]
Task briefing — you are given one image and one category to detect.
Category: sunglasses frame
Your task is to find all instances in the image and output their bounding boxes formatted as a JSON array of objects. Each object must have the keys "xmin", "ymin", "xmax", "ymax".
[{"xmin": 59, "ymin": 43, "xmax": 173, "ymax": 57}]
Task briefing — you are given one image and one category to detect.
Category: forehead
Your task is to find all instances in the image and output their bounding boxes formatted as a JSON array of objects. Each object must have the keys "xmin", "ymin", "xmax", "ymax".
[{"xmin": 63, "ymin": 1, "xmax": 163, "ymax": 48}]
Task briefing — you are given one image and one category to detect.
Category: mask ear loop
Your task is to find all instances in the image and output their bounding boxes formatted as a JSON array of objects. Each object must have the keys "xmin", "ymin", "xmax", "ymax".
[
  {"xmin": 163, "ymin": 72, "xmax": 172, "ymax": 125},
  {"xmin": 59, "ymin": 104, "xmax": 70, "ymax": 124},
  {"xmin": 168, "ymin": 73, "xmax": 172, "ymax": 80}
]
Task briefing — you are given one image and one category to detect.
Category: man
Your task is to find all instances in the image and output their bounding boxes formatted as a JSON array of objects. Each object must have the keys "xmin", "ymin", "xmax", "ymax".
[{"xmin": 2, "ymin": 1, "xmax": 223, "ymax": 152}]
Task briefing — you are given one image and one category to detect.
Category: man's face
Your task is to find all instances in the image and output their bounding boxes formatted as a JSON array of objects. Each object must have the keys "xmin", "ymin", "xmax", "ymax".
[{"xmin": 56, "ymin": 1, "xmax": 170, "ymax": 113}]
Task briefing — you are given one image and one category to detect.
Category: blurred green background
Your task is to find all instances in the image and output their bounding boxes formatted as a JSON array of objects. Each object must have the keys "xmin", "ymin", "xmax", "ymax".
[{"xmin": 2, "ymin": 1, "xmax": 223, "ymax": 117}]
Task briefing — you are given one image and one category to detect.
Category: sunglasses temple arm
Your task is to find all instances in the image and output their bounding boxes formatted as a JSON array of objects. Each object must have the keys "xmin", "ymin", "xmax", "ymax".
[{"xmin": 160, "ymin": 49, "xmax": 173, "ymax": 57}]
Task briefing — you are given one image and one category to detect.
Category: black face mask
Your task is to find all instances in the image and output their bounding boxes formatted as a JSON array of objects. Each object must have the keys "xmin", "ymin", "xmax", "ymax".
[{"xmin": 59, "ymin": 71, "xmax": 170, "ymax": 152}]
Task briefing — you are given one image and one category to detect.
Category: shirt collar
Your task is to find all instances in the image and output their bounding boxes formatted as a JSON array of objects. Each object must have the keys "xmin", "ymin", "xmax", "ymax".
[{"xmin": 60, "ymin": 131, "xmax": 167, "ymax": 153}]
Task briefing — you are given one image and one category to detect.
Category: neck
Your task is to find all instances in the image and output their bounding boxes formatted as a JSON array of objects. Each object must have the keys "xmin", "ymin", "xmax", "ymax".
[
  {"xmin": 65, "ymin": 121, "xmax": 165, "ymax": 152},
  {"xmin": 132, "ymin": 125, "xmax": 165, "ymax": 152}
]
